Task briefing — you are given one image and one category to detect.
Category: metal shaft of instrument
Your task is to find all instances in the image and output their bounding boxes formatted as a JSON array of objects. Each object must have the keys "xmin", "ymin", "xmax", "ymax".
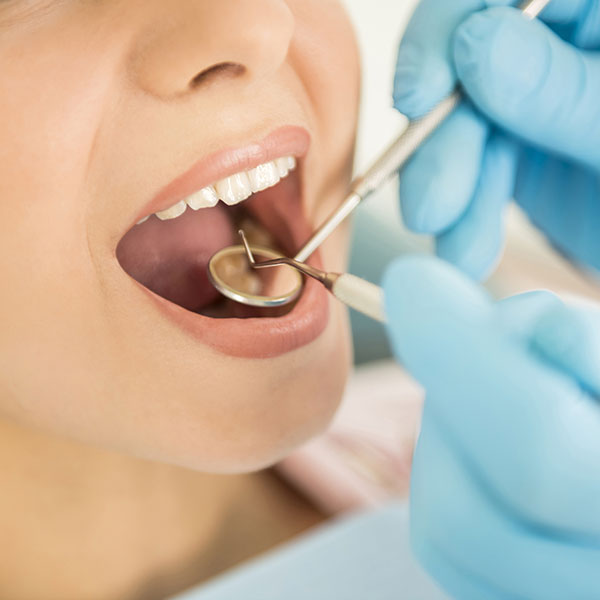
[
  {"xmin": 293, "ymin": 0, "xmax": 551, "ymax": 265},
  {"xmin": 520, "ymin": 0, "xmax": 551, "ymax": 18},
  {"xmin": 240, "ymin": 229, "xmax": 335, "ymax": 287}
]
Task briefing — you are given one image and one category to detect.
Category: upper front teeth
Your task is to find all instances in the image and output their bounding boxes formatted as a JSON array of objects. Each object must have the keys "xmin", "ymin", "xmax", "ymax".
[
  {"xmin": 146, "ymin": 156, "xmax": 296, "ymax": 224},
  {"xmin": 155, "ymin": 200, "xmax": 187, "ymax": 221},
  {"xmin": 186, "ymin": 186, "xmax": 218, "ymax": 210},
  {"xmin": 215, "ymin": 171, "xmax": 252, "ymax": 206}
]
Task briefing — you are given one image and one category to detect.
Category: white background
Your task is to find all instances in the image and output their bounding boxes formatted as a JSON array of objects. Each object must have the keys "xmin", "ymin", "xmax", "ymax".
[{"xmin": 342, "ymin": 0, "xmax": 417, "ymax": 172}]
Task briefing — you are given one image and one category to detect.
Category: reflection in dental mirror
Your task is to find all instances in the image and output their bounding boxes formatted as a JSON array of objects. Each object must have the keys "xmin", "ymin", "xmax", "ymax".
[
  {"xmin": 208, "ymin": 245, "xmax": 304, "ymax": 308},
  {"xmin": 213, "ymin": 251, "xmax": 263, "ymax": 297}
]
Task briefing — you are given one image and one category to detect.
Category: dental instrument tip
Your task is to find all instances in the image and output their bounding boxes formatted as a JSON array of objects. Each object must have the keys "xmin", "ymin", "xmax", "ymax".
[{"xmin": 238, "ymin": 230, "xmax": 256, "ymax": 265}]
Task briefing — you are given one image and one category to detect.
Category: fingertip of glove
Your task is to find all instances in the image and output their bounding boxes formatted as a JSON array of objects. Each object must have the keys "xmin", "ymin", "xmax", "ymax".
[
  {"xmin": 383, "ymin": 255, "xmax": 438, "ymax": 300},
  {"xmin": 382, "ymin": 256, "xmax": 493, "ymax": 375},
  {"xmin": 532, "ymin": 302, "xmax": 600, "ymax": 394},
  {"xmin": 453, "ymin": 9, "xmax": 503, "ymax": 90},
  {"xmin": 383, "ymin": 255, "xmax": 492, "ymax": 331},
  {"xmin": 393, "ymin": 45, "xmax": 455, "ymax": 119},
  {"xmin": 400, "ymin": 173, "xmax": 470, "ymax": 235},
  {"xmin": 383, "ymin": 256, "xmax": 439, "ymax": 341},
  {"xmin": 436, "ymin": 235, "xmax": 499, "ymax": 283},
  {"xmin": 453, "ymin": 7, "xmax": 545, "ymax": 109},
  {"xmin": 436, "ymin": 219, "xmax": 504, "ymax": 282},
  {"xmin": 383, "ymin": 255, "xmax": 490, "ymax": 318},
  {"xmin": 400, "ymin": 178, "xmax": 445, "ymax": 234},
  {"xmin": 532, "ymin": 303, "xmax": 577, "ymax": 356},
  {"xmin": 382, "ymin": 255, "xmax": 442, "ymax": 359}
]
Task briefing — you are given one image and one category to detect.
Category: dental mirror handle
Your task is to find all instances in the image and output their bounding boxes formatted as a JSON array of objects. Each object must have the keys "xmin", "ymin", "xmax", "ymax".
[
  {"xmin": 326, "ymin": 273, "xmax": 386, "ymax": 323},
  {"xmin": 293, "ymin": 0, "xmax": 551, "ymax": 265}
]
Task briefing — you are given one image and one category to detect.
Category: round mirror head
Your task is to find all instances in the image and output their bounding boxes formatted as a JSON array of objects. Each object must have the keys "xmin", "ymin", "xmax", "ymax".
[{"xmin": 207, "ymin": 245, "xmax": 303, "ymax": 308}]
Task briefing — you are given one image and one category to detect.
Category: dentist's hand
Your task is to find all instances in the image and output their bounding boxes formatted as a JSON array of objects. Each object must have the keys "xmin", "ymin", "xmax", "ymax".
[
  {"xmin": 383, "ymin": 256, "xmax": 600, "ymax": 599},
  {"xmin": 393, "ymin": 0, "xmax": 600, "ymax": 280}
]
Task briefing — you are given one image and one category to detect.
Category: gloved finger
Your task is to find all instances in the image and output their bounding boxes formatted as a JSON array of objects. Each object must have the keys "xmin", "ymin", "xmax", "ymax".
[
  {"xmin": 453, "ymin": 7, "xmax": 600, "ymax": 170},
  {"xmin": 472, "ymin": 297, "xmax": 600, "ymax": 535},
  {"xmin": 392, "ymin": 0, "xmax": 595, "ymax": 120},
  {"xmin": 393, "ymin": 0, "xmax": 497, "ymax": 119},
  {"xmin": 533, "ymin": 301, "xmax": 600, "ymax": 396},
  {"xmin": 411, "ymin": 419, "xmax": 510, "ymax": 600},
  {"xmin": 534, "ymin": 0, "xmax": 597, "ymax": 26},
  {"xmin": 399, "ymin": 103, "xmax": 488, "ymax": 234},
  {"xmin": 515, "ymin": 150, "xmax": 600, "ymax": 271},
  {"xmin": 411, "ymin": 533, "xmax": 507, "ymax": 600},
  {"xmin": 411, "ymin": 415, "xmax": 600, "ymax": 600},
  {"xmin": 495, "ymin": 289, "xmax": 563, "ymax": 341},
  {"xmin": 383, "ymin": 255, "xmax": 493, "ymax": 384},
  {"xmin": 435, "ymin": 132, "xmax": 518, "ymax": 280},
  {"xmin": 539, "ymin": 1, "xmax": 600, "ymax": 49},
  {"xmin": 383, "ymin": 259, "xmax": 600, "ymax": 535}
]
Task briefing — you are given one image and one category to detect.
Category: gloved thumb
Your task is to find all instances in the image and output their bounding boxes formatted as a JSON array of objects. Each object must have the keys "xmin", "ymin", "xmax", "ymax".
[
  {"xmin": 382, "ymin": 255, "xmax": 492, "ymax": 386},
  {"xmin": 453, "ymin": 7, "xmax": 600, "ymax": 170},
  {"xmin": 532, "ymin": 300, "xmax": 600, "ymax": 397}
]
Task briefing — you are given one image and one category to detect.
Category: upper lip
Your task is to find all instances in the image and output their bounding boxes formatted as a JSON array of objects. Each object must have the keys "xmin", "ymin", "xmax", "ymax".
[{"xmin": 132, "ymin": 125, "xmax": 311, "ymax": 226}]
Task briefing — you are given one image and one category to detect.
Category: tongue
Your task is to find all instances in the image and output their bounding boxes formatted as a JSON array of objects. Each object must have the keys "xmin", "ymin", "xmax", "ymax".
[{"xmin": 117, "ymin": 205, "xmax": 235, "ymax": 311}]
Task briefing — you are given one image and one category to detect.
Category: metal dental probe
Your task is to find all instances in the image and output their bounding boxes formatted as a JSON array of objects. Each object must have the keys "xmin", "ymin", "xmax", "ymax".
[{"xmin": 208, "ymin": 0, "xmax": 552, "ymax": 314}]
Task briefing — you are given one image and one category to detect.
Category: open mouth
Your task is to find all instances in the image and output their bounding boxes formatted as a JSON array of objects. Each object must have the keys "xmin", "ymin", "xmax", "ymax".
[
  {"xmin": 117, "ymin": 157, "xmax": 302, "ymax": 318},
  {"xmin": 115, "ymin": 127, "xmax": 330, "ymax": 358}
]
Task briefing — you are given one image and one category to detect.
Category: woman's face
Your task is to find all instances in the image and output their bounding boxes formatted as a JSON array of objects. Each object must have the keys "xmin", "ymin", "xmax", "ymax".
[{"xmin": 0, "ymin": 0, "xmax": 360, "ymax": 471}]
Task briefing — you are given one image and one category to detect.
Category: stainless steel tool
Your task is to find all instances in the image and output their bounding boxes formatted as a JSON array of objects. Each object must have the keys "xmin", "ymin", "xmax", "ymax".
[{"xmin": 237, "ymin": 231, "xmax": 386, "ymax": 321}]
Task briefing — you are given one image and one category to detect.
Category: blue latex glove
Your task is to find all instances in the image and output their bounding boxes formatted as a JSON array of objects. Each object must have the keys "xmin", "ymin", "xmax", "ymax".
[
  {"xmin": 383, "ymin": 255, "xmax": 600, "ymax": 599},
  {"xmin": 393, "ymin": 0, "xmax": 600, "ymax": 280}
]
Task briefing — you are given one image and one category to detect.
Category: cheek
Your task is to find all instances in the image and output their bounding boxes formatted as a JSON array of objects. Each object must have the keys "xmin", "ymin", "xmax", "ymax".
[
  {"xmin": 0, "ymin": 17, "xmax": 121, "ymax": 206},
  {"xmin": 0, "ymin": 14, "xmax": 128, "ymax": 421},
  {"xmin": 288, "ymin": 0, "xmax": 361, "ymax": 225},
  {"xmin": 289, "ymin": 0, "xmax": 360, "ymax": 149},
  {"xmin": 0, "ymin": 13, "xmax": 121, "ymax": 311}
]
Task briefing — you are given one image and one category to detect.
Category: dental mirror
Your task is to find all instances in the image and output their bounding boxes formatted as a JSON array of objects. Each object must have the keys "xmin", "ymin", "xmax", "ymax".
[{"xmin": 207, "ymin": 244, "xmax": 303, "ymax": 308}]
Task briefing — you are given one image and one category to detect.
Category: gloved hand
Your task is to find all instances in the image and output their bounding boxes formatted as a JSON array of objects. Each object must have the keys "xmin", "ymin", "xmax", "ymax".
[
  {"xmin": 393, "ymin": 0, "xmax": 600, "ymax": 280},
  {"xmin": 383, "ymin": 255, "xmax": 600, "ymax": 599}
]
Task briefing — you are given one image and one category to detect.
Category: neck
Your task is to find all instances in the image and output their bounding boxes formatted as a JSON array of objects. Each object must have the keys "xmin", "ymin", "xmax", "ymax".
[{"xmin": 0, "ymin": 418, "xmax": 239, "ymax": 600}]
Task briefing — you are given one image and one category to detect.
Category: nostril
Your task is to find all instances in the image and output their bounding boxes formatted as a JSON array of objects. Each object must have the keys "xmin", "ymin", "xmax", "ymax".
[{"xmin": 189, "ymin": 62, "xmax": 246, "ymax": 90}]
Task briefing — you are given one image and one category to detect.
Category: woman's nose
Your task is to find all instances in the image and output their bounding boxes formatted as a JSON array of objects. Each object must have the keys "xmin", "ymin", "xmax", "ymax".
[{"xmin": 129, "ymin": 0, "xmax": 295, "ymax": 99}]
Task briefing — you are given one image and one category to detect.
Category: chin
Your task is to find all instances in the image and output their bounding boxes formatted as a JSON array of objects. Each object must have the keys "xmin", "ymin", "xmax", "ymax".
[
  {"xmin": 224, "ymin": 301, "xmax": 352, "ymax": 474},
  {"xmin": 144, "ymin": 295, "xmax": 352, "ymax": 475}
]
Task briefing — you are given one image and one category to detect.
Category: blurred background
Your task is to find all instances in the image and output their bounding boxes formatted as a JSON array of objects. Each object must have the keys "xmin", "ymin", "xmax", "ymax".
[{"xmin": 344, "ymin": 0, "xmax": 415, "ymax": 176}]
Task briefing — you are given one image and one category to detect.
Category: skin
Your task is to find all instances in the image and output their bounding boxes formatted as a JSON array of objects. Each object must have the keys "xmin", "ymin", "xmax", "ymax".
[{"xmin": 0, "ymin": 0, "xmax": 360, "ymax": 597}]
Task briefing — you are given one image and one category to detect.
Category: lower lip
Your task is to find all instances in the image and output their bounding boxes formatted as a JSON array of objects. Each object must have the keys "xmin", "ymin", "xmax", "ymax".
[{"xmin": 139, "ymin": 253, "xmax": 330, "ymax": 359}]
